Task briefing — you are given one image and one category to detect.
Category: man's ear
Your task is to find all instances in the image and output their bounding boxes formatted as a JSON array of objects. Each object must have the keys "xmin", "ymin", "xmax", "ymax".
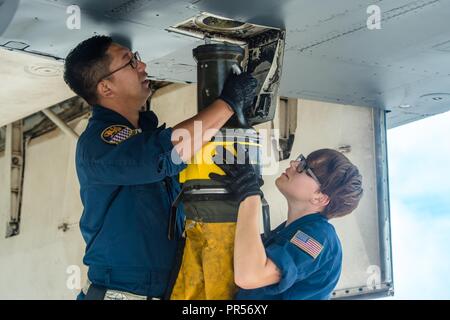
[{"xmin": 97, "ymin": 80, "xmax": 114, "ymax": 99}]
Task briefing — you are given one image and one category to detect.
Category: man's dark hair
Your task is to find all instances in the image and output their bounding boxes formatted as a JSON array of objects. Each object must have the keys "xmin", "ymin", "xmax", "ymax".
[
  {"xmin": 63, "ymin": 35, "xmax": 113, "ymax": 105},
  {"xmin": 307, "ymin": 149, "xmax": 363, "ymax": 219}
]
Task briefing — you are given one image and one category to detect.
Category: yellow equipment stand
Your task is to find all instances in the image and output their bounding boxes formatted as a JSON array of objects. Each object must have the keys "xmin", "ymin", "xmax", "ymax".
[{"xmin": 170, "ymin": 131, "xmax": 261, "ymax": 300}]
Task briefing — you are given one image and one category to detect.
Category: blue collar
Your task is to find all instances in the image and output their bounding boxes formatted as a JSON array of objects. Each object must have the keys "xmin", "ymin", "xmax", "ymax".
[
  {"xmin": 91, "ymin": 104, "xmax": 159, "ymax": 131},
  {"xmin": 267, "ymin": 213, "xmax": 328, "ymax": 242},
  {"xmin": 291, "ymin": 212, "xmax": 328, "ymax": 225}
]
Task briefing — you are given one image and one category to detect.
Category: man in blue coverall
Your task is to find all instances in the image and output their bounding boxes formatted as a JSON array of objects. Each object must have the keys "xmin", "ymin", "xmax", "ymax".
[
  {"xmin": 63, "ymin": 35, "xmax": 257, "ymax": 300},
  {"xmin": 210, "ymin": 146, "xmax": 364, "ymax": 299}
]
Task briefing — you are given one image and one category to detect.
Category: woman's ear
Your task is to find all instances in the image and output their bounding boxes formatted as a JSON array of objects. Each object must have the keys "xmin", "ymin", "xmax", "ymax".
[
  {"xmin": 319, "ymin": 193, "xmax": 330, "ymax": 207},
  {"xmin": 312, "ymin": 192, "xmax": 330, "ymax": 207}
]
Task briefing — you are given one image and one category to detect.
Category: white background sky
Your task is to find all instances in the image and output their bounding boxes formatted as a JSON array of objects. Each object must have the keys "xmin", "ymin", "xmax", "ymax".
[{"xmin": 386, "ymin": 110, "xmax": 450, "ymax": 299}]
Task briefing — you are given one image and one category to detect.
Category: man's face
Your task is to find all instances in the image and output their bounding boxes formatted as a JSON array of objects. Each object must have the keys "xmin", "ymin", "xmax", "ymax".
[
  {"xmin": 101, "ymin": 43, "xmax": 151, "ymax": 106},
  {"xmin": 275, "ymin": 159, "xmax": 321, "ymax": 202}
]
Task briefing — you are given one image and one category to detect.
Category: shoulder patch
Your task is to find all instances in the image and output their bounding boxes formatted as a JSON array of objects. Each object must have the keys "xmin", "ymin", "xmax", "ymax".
[
  {"xmin": 100, "ymin": 125, "xmax": 141, "ymax": 145},
  {"xmin": 290, "ymin": 230, "xmax": 323, "ymax": 259}
]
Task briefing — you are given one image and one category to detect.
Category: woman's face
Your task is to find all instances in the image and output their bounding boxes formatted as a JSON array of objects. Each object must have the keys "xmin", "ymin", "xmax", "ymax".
[{"xmin": 275, "ymin": 159, "xmax": 321, "ymax": 202}]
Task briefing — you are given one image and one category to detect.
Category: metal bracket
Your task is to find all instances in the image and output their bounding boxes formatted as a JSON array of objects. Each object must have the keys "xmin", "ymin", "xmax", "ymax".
[
  {"xmin": 3, "ymin": 120, "xmax": 25, "ymax": 238},
  {"xmin": 272, "ymin": 97, "xmax": 298, "ymax": 161},
  {"xmin": 41, "ymin": 108, "xmax": 79, "ymax": 141}
]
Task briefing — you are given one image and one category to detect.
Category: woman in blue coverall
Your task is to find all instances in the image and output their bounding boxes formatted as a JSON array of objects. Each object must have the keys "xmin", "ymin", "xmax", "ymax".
[{"xmin": 210, "ymin": 146, "xmax": 363, "ymax": 300}]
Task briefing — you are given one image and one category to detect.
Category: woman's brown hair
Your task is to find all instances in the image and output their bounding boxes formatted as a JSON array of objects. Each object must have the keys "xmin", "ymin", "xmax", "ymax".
[{"xmin": 307, "ymin": 149, "xmax": 363, "ymax": 219}]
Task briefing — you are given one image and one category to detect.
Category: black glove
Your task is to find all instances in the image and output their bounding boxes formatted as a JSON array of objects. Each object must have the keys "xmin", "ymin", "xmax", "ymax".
[
  {"xmin": 209, "ymin": 143, "xmax": 263, "ymax": 204},
  {"xmin": 219, "ymin": 72, "xmax": 258, "ymax": 127}
]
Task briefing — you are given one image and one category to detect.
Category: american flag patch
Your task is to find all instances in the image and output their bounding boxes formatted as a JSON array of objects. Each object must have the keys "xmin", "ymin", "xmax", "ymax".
[
  {"xmin": 290, "ymin": 230, "xmax": 323, "ymax": 259},
  {"xmin": 101, "ymin": 125, "xmax": 141, "ymax": 145}
]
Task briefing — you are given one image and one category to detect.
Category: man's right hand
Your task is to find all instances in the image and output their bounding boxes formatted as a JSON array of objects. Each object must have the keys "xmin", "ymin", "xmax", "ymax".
[{"xmin": 219, "ymin": 72, "xmax": 258, "ymax": 127}]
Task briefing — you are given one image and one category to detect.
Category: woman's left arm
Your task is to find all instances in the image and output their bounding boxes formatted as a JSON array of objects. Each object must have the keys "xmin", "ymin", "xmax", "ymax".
[
  {"xmin": 233, "ymin": 196, "xmax": 281, "ymax": 290},
  {"xmin": 209, "ymin": 145, "xmax": 281, "ymax": 290}
]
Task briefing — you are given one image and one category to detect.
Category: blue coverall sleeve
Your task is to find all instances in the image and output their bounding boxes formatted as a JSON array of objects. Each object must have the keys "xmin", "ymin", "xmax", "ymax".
[
  {"xmin": 77, "ymin": 126, "xmax": 186, "ymax": 185},
  {"xmin": 262, "ymin": 234, "xmax": 330, "ymax": 295}
]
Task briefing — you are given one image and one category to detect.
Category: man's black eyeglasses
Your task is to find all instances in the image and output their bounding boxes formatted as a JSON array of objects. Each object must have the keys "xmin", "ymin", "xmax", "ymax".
[
  {"xmin": 295, "ymin": 154, "xmax": 321, "ymax": 187},
  {"xmin": 98, "ymin": 51, "xmax": 141, "ymax": 83}
]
